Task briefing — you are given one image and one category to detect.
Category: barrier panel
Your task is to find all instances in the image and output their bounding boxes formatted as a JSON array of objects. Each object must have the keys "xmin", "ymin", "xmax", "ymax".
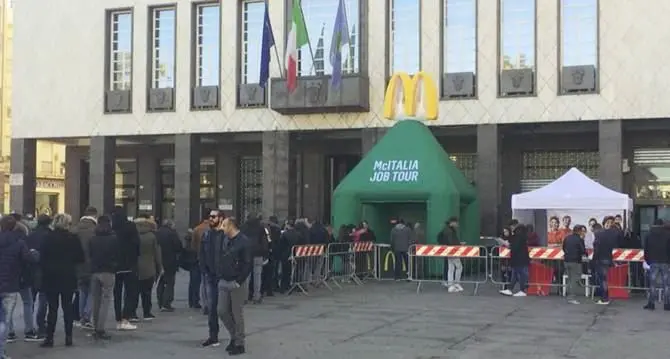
[
  {"xmin": 289, "ymin": 244, "xmax": 331, "ymax": 295},
  {"xmin": 352, "ymin": 242, "xmax": 376, "ymax": 282},
  {"xmin": 326, "ymin": 242, "xmax": 362, "ymax": 287},
  {"xmin": 491, "ymin": 246, "xmax": 566, "ymax": 296},
  {"xmin": 409, "ymin": 244, "xmax": 488, "ymax": 294},
  {"xmin": 588, "ymin": 249, "xmax": 647, "ymax": 300}
]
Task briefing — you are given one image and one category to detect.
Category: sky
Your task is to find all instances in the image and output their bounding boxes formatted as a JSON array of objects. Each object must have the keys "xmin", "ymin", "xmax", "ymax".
[{"xmin": 112, "ymin": 0, "xmax": 598, "ymax": 87}]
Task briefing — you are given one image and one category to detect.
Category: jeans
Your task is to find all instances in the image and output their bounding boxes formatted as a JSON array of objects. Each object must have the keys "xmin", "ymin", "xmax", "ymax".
[
  {"xmin": 251, "ymin": 257, "xmax": 264, "ymax": 301},
  {"xmin": 90, "ymin": 273, "xmax": 115, "ymax": 332},
  {"xmin": 78, "ymin": 282, "xmax": 92, "ymax": 323},
  {"xmin": 509, "ymin": 266, "xmax": 529, "ymax": 292},
  {"xmin": 0, "ymin": 293, "xmax": 16, "ymax": 356},
  {"xmin": 8, "ymin": 287, "xmax": 34, "ymax": 334},
  {"xmin": 34, "ymin": 291, "xmax": 48, "ymax": 335},
  {"xmin": 205, "ymin": 277, "xmax": 220, "ymax": 339},
  {"xmin": 594, "ymin": 260, "xmax": 611, "ymax": 301},
  {"xmin": 0, "ymin": 305, "xmax": 6, "ymax": 358},
  {"xmin": 188, "ymin": 266, "xmax": 202, "ymax": 308},
  {"xmin": 217, "ymin": 280, "xmax": 247, "ymax": 346},
  {"xmin": 393, "ymin": 251, "xmax": 408, "ymax": 280},
  {"xmin": 647, "ymin": 263, "xmax": 670, "ymax": 305},
  {"xmin": 113, "ymin": 271, "xmax": 139, "ymax": 322},
  {"xmin": 445, "ymin": 258, "xmax": 463, "ymax": 285},
  {"xmin": 45, "ymin": 289, "xmax": 75, "ymax": 339}
]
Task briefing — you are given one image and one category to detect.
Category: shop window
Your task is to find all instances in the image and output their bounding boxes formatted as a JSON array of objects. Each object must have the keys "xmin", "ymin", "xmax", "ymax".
[
  {"xmin": 238, "ymin": 156, "xmax": 262, "ymax": 219},
  {"xmin": 115, "ymin": 158, "xmax": 138, "ymax": 218}
]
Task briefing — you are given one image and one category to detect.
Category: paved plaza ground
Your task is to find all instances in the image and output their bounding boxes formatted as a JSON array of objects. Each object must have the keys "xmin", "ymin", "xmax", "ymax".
[{"xmin": 6, "ymin": 274, "xmax": 670, "ymax": 359}]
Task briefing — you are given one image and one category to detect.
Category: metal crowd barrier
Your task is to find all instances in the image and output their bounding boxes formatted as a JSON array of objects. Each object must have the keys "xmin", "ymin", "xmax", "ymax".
[
  {"xmin": 490, "ymin": 246, "xmax": 566, "ymax": 296},
  {"xmin": 409, "ymin": 244, "xmax": 488, "ymax": 294},
  {"xmin": 587, "ymin": 248, "xmax": 649, "ymax": 300},
  {"xmin": 326, "ymin": 242, "xmax": 361, "ymax": 287},
  {"xmin": 352, "ymin": 242, "xmax": 376, "ymax": 282},
  {"xmin": 288, "ymin": 244, "xmax": 331, "ymax": 295}
]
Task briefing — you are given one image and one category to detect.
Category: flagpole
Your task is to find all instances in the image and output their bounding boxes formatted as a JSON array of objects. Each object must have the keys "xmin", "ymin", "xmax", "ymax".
[{"xmin": 298, "ymin": 5, "xmax": 318, "ymax": 76}]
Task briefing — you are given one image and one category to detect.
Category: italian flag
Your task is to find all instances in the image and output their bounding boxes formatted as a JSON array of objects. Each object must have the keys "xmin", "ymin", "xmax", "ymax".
[{"xmin": 285, "ymin": 0, "xmax": 309, "ymax": 92}]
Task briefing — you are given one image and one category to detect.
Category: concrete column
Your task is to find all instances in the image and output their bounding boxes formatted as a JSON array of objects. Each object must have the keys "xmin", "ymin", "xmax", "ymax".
[
  {"xmin": 9, "ymin": 138, "xmax": 37, "ymax": 215},
  {"xmin": 599, "ymin": 120, "xmax": 623, "ymax": 191},
  {"xmin": 476, "ymin": 125, "xmax": 501, "ymax": 236},
  {"xmin": 262, "ymin": 131, "xmax": 290, "ymax": 220},
  {"xmin": 174, "ymin": 134, "xmax": 201, "ymax": 235},
  {"xmin": 361, "ymin": 128, "xmax": 387, "ymax": 155},
  {"xmin": 302, "ymin": 152, "xmax": 326, "ymax": 221},
  {"xmin": 137, "ymin": 152, "xmax": 159, "ymax": 217},
  {"xmin": 217, "ymin": 152, "xmax": 238, "ymax": 218},
  {"xmin": 65, "ymin": 146, "xmax": 82, "ymax": 219},
  {"xmin": 500, "ymin": 145, "xmax": 522, "ymax": 224},
  {"xmin": 89, "ymin": 137, "xmax": 116, "ymax": 215}
]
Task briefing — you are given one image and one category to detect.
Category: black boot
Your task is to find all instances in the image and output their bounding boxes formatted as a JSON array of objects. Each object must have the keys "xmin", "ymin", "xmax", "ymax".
[
  {"xmin": 40, "ymin": 337, "xmax": 54, "ymax": 348},
  {"xmin": 65, "ymin": 336, "xmax": 73, "ymax": 347},
  {"xmin": 664, "ymin": 303, "xmax": 670, "ymax": 311},
  {"xmin": 644, "ymin": 303, "xmax": 655, "ymax": 311}
]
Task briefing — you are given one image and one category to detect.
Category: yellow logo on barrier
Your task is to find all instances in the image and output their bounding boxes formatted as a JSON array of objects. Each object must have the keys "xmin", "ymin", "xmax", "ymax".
[
  {"xmin": 383, "ymin": 251, "xmax": 407, "ymax": 272},
  {"xmin": 383, "ymin": 71, "xmax": 439, "ymax": 121}
]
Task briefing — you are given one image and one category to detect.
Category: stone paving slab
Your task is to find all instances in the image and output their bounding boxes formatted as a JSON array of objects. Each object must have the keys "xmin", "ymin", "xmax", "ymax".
[{"xmin": 5, "ymin": 273, "xmax": 670, "ymax": 359}]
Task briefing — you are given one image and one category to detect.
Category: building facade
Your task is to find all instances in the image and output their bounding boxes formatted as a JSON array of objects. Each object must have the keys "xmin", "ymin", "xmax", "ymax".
[
  {"xmin": 1, "ymin": 0, "xmax": 65, "ymax": 215},
  {"xmin": 10, "ymin": 0, "xmax": 670, "ymax": 235}
]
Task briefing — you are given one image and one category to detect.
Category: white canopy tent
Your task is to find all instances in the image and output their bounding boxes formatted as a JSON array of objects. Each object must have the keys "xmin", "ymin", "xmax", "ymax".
[{"xmin": 512, "ymin": 168, "xmax": 633, "ymax": 211}]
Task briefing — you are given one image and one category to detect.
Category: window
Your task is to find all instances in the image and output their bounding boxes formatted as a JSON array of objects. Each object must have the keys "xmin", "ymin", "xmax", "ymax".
[
  {"xmin": 389, "ymin": 0, "xmax": 420, "ymax": 74},
  {"xmin": 499, "ymin": 0, "xmax": 535, "ymax": 70},
  {"xmin": 150, "ymin": 7, "xmax": 176, "ymax": 89},
  {"xmin": 240, "ymin": 0, "xmax": 264, "ymax": 83},
  {"xmin": 442, "ymin": 0, "xmax": 477, "ymax": 98},
  {"xmin": 296, "ymin": 0, "xmax": 360, "ymax": 76},
  {"xmin": 559, "ymin": 0, "xmax": 598, "ymax": 93},
  {"xmin": 195, "ymin": 3, "xmax": 220, "ymax": 86},
  {"xmin": 108, "ymin": 11, "xmax": 133, "ymax": 91}
]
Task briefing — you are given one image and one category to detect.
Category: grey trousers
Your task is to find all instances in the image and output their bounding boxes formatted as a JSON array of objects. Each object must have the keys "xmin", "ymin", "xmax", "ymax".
[
  {"xmin": 564, "ymin": 262, "xmax": 582, "ymax": 299},
  {"xmin": 218, "ymin": 281, "xmax": 247, "ymax": 346},
  {"xmin": 252, "ymin": 257, "xmax": 264, "ymax": 301},
  {"xmin": 91, "ymin": 272, "xmax": 116, "ymax": 332}
]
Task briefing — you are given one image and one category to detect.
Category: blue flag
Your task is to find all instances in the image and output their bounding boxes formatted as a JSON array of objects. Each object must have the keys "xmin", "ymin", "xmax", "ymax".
[
  {"xmin": 329, "ymin": 0, "xmax": 350, "ymax": 89},
  {"xmin": 259, "ymin": 3, "xmax": 275, "ymax": 88}
]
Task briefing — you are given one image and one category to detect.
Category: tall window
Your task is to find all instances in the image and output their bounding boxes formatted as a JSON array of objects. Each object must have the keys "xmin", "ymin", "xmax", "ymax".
[
  {"xmin": 297, "ymin": 0, "xmax": 360, "ymax": 76},
  {"xmin": 150, "ymin": 7, "xmax": 176, "ymax": 88},
  {"xmin": 444, "ymin": 0, "xmax": 476, "ymax": 74},
  {"xmin": 389, "ymin": 0, "xmax": 420, "ymax": 74},
  {"xmin": 499, "ymin": 0, "xmax": 535, "ymax": 70},
  {"xmin": 241, "ymin": 1, "xmax": 264, "ymax": 83},
  {"xmin": 560, "ymin": 0, "xmax": 598, "ymax": 92},
  {"xmin": 108, "ymin": 11, "xmax": 133, "ymax": 91},
  {"xmin": 195, "ymin": 3, "xmax": 221, "ymax": 86}
]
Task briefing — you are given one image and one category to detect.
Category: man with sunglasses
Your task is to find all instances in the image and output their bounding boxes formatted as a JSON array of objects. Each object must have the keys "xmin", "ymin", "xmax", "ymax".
[{"xmin": 200, "ymin": 210, "xmax": 225, "ymax": 347}]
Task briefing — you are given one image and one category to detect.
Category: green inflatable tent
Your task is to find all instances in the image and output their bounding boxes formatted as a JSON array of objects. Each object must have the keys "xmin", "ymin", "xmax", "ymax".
[{"xmin": 332, "ymin": 120, "xmax": 479, "ymax": 248}]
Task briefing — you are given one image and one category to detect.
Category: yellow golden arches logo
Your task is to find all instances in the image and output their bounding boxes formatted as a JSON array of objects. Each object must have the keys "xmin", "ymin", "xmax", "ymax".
[
  {"xmin": 383, "ymin": 71, "xmax": 439, "ymax": 121},
  {"xmin": 383, "ymin": 250, "xmax": 407, "ymax": 272}
]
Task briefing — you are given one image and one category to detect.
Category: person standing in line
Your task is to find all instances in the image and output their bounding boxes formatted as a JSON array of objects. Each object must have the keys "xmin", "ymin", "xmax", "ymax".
[
  {"xmin": 110, "ymin": 206, "xmax": 141, "ymax": 330},
  {"xmin": 73, "ymin": 206, "xmax": 98, "ymax": 330},
  {"xmin": 241, "ymin": 214, "xmax": 267, "ymax": 304},
  {"xmin": 216, "ymin": 217, "xmax": 252, "ymax": 355},
  {"xmin": 591, "ymin": 216, "xmax": 619, "ymax": 305},
  {"xmin": 25, "ymin": 215, "xmax": 51, "ymax": 340},
  {"xmin": 498, "ymin": 220, "xmax": 530, "ymax": 297},
  {"xmin": 563, "ymin": 225, "xmax": 587, "ymax": 304},
  {"xmin": 88, "ymin": 215, "xmax": 119, "ymax": 340},
  {"xmin": 3, "ymin": 213, "xmax": 34, "ymax": 344},
  {"xmin": 133, "ymin": 214, "xmax": 163, "ymax": 321},
  {"xmin": 0, "ymin": 216, "xmax": 39, "ymax": 357},
  {"xmin": 643, "ymin": 218, "xmax": 670, "ymax": 311},
  {"xmin": 40, "ymin": 213, "xmax": 85, "ymax": 348},
  {"xmin": 390, "ymin": 219, "xmax": 412, "ymax": 281},
  {"xmin": 189, "ymin": 212, "xmax": 211, "ymax": 311},
  {"xmin": 156, "ymin": 219, "xmax": 182, "ymax": 312},
  {"xmin": 307, "ymin": 219, "xmax": 329, "ymax": 287},
  {"xmin": 200, "ymin": 210, "xmax": 225, "ymax": 348},
  {"xmin": 265, "ymin": 216, "xmax": 282, "ymax": 296},
  {"xmin": 438, "ymin": 217, "xmax": 463, "ymax": 292},
  {"xmin": 277, "ymin": 220, "xmax": 298, "ymax": 293}
]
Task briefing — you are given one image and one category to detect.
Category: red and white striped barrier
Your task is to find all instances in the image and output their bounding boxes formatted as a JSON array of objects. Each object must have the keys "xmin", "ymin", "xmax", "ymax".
[
  {"xmin": 293, "ymin": 244, "xmax": 326, "ymax": 257},
  {"xmin": 415, "ymin": 245, "xmax": 482, "ymax": 257},
  {"xmin": 498, "ymin": 247, "xmax": 645, "ymax": 262},
  {"xmin": 352, "ymin": 241, "xmax": 374, "ymax": 252}
]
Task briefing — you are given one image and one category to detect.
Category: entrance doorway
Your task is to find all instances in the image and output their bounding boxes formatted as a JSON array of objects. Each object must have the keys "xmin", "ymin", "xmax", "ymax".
[
  {"xmin": 324, "ymin": 155, "xmax": 360, "ymax": 222},
  {"xmin": 636, "ymin": 205, "xmax": 670, "ymax": 240}
]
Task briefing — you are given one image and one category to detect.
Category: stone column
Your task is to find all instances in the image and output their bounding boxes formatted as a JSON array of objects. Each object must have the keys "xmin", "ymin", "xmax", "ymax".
[
  {"xmin": 476, "ymin": 124, "xmax": 501, "ymax": 236},
  {"xmin": 89, "ymin": 137, "xmax": 116, "ymax": 215},
  {"xmin": 262, "ymin": 131, "xmax": 290, "ymax": 220},
  {"xmin": 137, "ymin": 152, "xmax": 159, "ymax": 217},
  {"xmin": 174, "ymin": 134, "xmax": 201, "ymax": 235},
  {"xmin": 361, "ymin": 128, "xmax": 387, "ymax": 155},
  {"xmin": 9, "ymin": 138, "xmax": 37, "ymax": 215},
  {"xmin": 65, "ymin": 146, "xmax": 82, "ymax": 219},
  {"xmin": 599, "ymin": 120, "xmax": 623, "ymax": 191}
]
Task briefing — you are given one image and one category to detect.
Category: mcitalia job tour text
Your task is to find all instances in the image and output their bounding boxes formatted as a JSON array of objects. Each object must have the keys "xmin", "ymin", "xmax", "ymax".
[{"xmin": 369, "ymin": 160, "xmax": 419, "ymax": 183}]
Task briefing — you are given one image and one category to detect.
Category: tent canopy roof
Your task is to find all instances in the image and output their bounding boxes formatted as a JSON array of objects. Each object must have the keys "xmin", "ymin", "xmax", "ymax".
[
  {"xmin": 333, "ymin": 120, "xmax": 476, "ymax": 202},
  {"xmin": 511, "ymin": 167, "xmax": 633, "ymax": 210}
]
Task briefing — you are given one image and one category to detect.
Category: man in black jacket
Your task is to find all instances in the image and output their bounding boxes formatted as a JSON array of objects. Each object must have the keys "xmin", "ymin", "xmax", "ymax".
[
  {"xmin": 156, "ymin": 219, "xmax": 183, "ymax": 312},
  {"xmin": 563, "ymin": 225, "xmax": 587, "ymax": 304},
  {"xmin": 592, "ymin": 216, "xmax": 619, "ymax": 305},
  {"xmin": 277, "ymin": 220, "xmax": 299, "ymax": 293},
  {"xmin": 201, "ymin": 217, "xmax": 252, "ymax": 355},
  {"xmin": 88, "ymin": 215, "xmax": 120, "ymax": 340},
  {"xmin": 25, "ymin": 215, "xmax": 52, "ymax": 339},
  {"xmin": 110, "ymin": 206, "xmax": 140, "ymax": 330},
  {"xmin": 498, "ymin": 220, "xmax": 530, "ymax": 297},
  {"xmin": 643, "ymin": 219, "xmax": 670, "ymax": 311},
  {"xmin": 264, "ymin": 216, "xmax": 282, "ymax": 296}
]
